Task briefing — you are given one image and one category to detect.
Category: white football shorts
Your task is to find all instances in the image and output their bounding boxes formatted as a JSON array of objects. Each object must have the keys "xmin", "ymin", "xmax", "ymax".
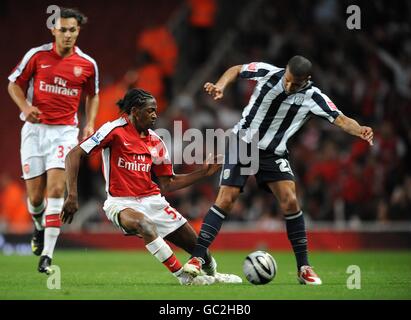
[
  {"xmin": 20, "ymin": 122, "xmax": 79, "ymax": 180},
  {"xmin": 103, "ymin": 194, "xmax": 187, "ymax": 238}
]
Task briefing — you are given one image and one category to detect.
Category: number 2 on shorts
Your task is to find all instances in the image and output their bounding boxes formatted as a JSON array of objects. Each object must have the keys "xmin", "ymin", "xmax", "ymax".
[{"xmin": 275, "ymin": 159, "xmax": 293, "ymax": 175}]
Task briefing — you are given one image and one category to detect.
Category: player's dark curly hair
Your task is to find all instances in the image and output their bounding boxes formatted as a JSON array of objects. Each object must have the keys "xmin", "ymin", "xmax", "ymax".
[
  {"xmin": 60, "ymin": 7, "xmax": 88, "ymax": 25},
  {"xmin": 287, "ymin": 55, "xmax": 312, "ymax": 78},
  {"xmin": 117, "ymin": 88, "xmax": 155, "ymax": 115}
]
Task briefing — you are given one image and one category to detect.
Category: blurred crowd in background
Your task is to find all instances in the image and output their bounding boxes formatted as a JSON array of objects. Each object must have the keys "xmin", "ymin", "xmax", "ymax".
[{"xmin": 1, "ymin": 0, "xmax": 410, "ymax": 233}]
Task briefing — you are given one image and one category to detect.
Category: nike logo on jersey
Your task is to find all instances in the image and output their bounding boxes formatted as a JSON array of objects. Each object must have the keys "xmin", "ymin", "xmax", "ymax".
[
  {"xmin": 124, "ymin": 142, "xmax": 131, "ymax": 146},
  {"xmin": 41, "ymin": 64, "xmax": 52, "ymax": 69}
]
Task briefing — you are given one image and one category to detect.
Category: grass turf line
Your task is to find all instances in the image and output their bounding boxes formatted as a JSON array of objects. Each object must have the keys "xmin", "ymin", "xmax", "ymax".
[{"xmin": 0, "ymin": 250, "xmax": 410, "ymax": 300}]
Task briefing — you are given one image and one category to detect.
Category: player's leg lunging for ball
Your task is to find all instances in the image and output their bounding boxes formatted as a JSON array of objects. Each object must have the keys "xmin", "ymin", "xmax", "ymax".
[
  {"xmin": 165, "ymin": 222, "xmax": 242, "ymax": 283},
  {"xmin": 184, "ymin": 186, "xmax": 240, "ymax": 276},
  {"xmin": 119, "ymin": 208, "xmax": 214, "ymax": 285}
]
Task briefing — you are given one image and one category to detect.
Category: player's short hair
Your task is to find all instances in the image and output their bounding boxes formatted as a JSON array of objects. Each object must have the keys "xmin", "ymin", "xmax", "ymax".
[
  {"xmin": 117, "ymin": 88, "xmax": 155, "ymax": 114},
  {"xmin": 287, "ymin": 55, "xmax": 312, "ymax": 78},
  {"xmin": 60, "ymin": 7, "xmax": 88, "ymax": 26}
]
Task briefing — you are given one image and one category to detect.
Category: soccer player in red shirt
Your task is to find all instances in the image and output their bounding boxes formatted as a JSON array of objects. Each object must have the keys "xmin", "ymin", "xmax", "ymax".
[
  {"xmin": 7, "ymin": 8, "xmax": 99, "ymax": 274},
  {"xmin": 61, "ymin": 88, "xmax": 242, "ymax": 285}
]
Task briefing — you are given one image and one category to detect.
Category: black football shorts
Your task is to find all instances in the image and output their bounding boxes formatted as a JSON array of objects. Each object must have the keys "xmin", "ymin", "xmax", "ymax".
[{"xmin": 220, "ymin": 133, "xmax": 295, "ymax": 192}]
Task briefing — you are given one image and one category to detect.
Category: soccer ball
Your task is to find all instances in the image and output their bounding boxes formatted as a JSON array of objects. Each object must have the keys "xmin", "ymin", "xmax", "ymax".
[{"xmin": 243, "ymin": 251, "xmax": 277, "ymax": 285}]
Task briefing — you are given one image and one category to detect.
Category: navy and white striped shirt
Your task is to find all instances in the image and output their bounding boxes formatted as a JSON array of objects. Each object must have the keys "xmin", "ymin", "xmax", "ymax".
[{"xmin": 232, "ymin": 62, "xmax": 342, "ymax": 156}]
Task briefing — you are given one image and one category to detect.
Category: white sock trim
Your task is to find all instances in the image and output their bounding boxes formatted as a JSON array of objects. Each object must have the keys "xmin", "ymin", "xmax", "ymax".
[
  {"xmin": 27, "ymin": 199, "xmax": 46, "ymax": 215},
  {"xmin": 145, "ymin": 236, "xmax": 164, "ymax": 253},
  {"xmin": 41, "ymin": 198, "xmax": 64, "ymax": 258},
  {"xmin": 173, "ymin": 268, "xmax": 184, "ymax": 277},
  {"xmin": 45, "ymin": 198, "xmax": 64, "ymax": 215},
  {"xmin": 145, "ymin": 237, "xmax": 173, "ymax": 262},
  {"xmin": 284, "ymin": 211, "xmax": 303, "ymax": 220},
  {"xmin": 210, "ymin": 206, "xmax": 225, "ymax": 219},
  {"xmin": 41, "ymin": 227, "xmax": 60, "ymax": 258}
]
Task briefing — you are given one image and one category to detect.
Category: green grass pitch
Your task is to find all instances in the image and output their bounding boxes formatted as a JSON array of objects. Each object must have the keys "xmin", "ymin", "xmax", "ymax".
[{"xmin": 0, "ymin": 250, "xmax": 410, "ymax": 300}]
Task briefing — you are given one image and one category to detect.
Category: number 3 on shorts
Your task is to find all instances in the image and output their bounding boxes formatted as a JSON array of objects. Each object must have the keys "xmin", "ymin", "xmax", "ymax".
[
  {"xmin": 57, "ymin": 145, "xmax": 72, "ymax": 159},
  {"xmin": 57, "ymin": 145, "xmax": 65, "ymax": 159},
  {"xmin": 275, "ymin": 159, "xmax": 294, "ymax": 175},
  {"xmin": 164, "ymin": 206, "xmax": 177, "ymax": 220}
]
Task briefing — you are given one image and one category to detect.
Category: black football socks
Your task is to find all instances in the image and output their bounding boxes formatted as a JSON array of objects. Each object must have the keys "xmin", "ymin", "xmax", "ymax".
[
  {"xmin": 285, "ymin": 211, "xmax": 309, "ymax": 270},
  {"xmin": 191, "ymin": 205, "xmax": 227, "ymax": 261}
]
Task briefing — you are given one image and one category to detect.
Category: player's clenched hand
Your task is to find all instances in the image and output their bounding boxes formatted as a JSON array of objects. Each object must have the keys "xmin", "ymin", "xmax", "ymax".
[
  {"xmin": 360, "ymin": 126, "xmax": 374, "ymax": 146},
  {"xmin": 61, "ymin": 195, "xmax": 79, "ymax": 224},
  {"xmin": 203, "ymin": 153, "xmax": 224, "ymax": 176},
  {"xmin": 23, "ymin": 105, "xmax": 42, "ymax": 123},
  {"xmin": 204, "ymin": 82, "xmax": 224, "ymax": 100}
]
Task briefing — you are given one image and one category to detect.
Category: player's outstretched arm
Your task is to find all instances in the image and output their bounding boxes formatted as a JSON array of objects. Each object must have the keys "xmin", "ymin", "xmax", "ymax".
[
  {"xmin": 157, "ymin": 154, "xmax": 223, "ymax": 193},
  {"xmin": 204, "ymin": 65, "xmax": 242, "ymax": 100},
  {"xmin": 334, "ymin": 114, "xmax": 374, "ymax": 145},
  {"xmin": 61, "ymin": 146, "xmax": 87, "ymax": 224}
]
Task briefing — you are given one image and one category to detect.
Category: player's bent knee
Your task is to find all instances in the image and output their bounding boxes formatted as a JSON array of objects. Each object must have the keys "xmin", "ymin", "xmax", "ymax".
[
  {"xmin": 215, "ymin": 188, "xmax": 239, "ymax": 212},
  {"xmin": 47, "ymin": 186, "xmax": 66, "ymax": 198},
  {"xmin": 215, "ymin": 197, "xmax": 235, "ymax": 212},
  {"xmin": 28, "ymin": 195, "xmax": 44, "ymax": 207},
  {"xmin": 279, "ymin": 193, "xmax": 299, "ymax": 213},
  {"xmin": 134, "ymin": 218, "xmax": 157, "ymax": 238}
]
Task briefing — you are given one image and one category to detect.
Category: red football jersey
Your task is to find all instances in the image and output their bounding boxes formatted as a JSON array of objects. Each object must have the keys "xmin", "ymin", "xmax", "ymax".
[
  {"xmin": 9, "ymin": 42, "xmax": 99, "ymax": 125},
  {"xmin": 80, "ymin": 116, "xmax": 173, "ymax": 197}
]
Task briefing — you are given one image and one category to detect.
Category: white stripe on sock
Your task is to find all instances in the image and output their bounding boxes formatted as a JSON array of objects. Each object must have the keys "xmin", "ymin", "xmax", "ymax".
[
  {"xmin": 27, "ymin": 199, "xmax": 46, "ymax": 215},
  {"xmin": 203, "ymin": 223, "xmax": 219, "ymax": 233},
  {"xmin": 284, "ymin": 211, "xmax": 303, "ymax": 220},
  {"xmin": 210, "ymin": 207, "xmax": 225, "ymax": 219}
]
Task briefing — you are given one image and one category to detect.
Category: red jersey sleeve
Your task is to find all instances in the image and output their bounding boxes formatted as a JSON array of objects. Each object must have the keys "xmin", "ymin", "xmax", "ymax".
[
  {"xmin": 152, "ymin": 162, "xmax": 173, "ymax": 177},
  {"xmin": 8, "ymin": 49, "xmax": 38, "ymax": 90},
  {"xmin": 151, "ymin": 138, "xmax": 173, "ymax": 177}
]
